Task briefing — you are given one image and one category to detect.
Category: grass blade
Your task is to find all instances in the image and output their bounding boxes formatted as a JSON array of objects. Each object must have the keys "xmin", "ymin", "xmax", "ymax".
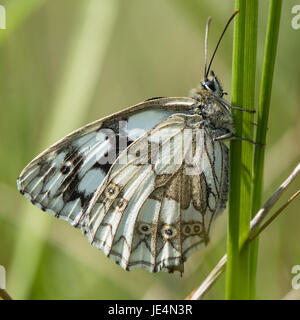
[
  {"xmin": 250, "ymin": 0, "xmax": 282, "ymax": 299},
  {"xmin": 226, "ymin": 0, "xmax": 258, "ymax": 299},
  {"xmin": 226, "ymin": 0, "xmax": 245, "ymax": 299},
  {"xmin": 238, "ymin": 0, "xmax": 258, "ymax": 299}
]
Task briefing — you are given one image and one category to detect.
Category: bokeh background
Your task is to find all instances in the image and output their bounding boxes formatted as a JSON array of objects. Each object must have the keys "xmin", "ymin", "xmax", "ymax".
[{"xmin": 0, "ymin": 0, "xmax": 299, "ymax": 300}]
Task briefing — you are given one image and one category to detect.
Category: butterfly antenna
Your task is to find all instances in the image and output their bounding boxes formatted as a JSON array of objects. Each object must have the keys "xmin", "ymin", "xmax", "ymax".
[
  {"xmin": 205, "ymin": 9, "xmax": 240, "ymax": 79},
  {"xmin": 204, "ymin": 16, "xmax": 211, "ymax": 81}
]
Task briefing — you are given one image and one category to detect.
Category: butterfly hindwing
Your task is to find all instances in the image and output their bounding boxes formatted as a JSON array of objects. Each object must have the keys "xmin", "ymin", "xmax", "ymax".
[
  {"xmin": 83, "ymin": 113, "xmax": 229, "ymax": 273},
  {"xmin": 17, "ymin": 98, "xmax": 196, "ymax": 228}
]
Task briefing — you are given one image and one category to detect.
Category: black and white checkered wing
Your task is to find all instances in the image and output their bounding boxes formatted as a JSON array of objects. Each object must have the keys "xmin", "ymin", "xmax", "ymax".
[{"xmin": 17, "ymin": 98, "xmax": 195, "ymax": 229}]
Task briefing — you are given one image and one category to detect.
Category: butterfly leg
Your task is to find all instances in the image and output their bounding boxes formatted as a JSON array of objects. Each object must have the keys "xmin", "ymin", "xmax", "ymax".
[
  {"xmin": 214, "ymin": 133, "xmax": 264, "ymax": 147},
  {"xmin": 213, "ymin": 95, "xmax": 256, "ymax": 113}
]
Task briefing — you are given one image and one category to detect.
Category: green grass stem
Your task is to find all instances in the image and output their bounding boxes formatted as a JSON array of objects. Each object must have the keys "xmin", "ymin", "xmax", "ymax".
[
  {"xmin": 226, "ymin": 0, "xmax": 258, "ymax": 300},
  {"xmin": 226, "ymin": 0, "xmax": 245, "ymax": 299},
  {"xmin": 249, "ymin": 0, "xmax": 282, "ymax": 299}
]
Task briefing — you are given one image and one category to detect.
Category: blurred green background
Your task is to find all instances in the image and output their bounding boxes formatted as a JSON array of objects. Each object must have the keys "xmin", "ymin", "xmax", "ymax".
[{"xmin": 0, "ymin": 0, "xmax": 299, "ymax": 300}]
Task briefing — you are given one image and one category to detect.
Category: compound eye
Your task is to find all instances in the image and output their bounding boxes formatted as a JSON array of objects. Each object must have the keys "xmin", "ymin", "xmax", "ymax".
[{"xmin": 204, "ymin": 80, "xmax": 215, "ymax": 92}]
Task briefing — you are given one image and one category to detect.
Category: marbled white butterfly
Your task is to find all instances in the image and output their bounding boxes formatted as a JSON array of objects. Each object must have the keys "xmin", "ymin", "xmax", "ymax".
[{"xmin": 17, "ymin": 10, "xmax": 252, "ymax": 274}]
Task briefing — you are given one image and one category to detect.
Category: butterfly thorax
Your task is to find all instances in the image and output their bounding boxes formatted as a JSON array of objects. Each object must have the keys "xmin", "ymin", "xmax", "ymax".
[{"xmin": 190, "ymin": 87, "xmax": 234, "ymax": 140}]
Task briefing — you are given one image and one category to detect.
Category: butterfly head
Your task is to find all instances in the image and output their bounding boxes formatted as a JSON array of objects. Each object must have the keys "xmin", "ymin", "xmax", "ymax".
[
  {"xmin": 202, "ymin": 70, "xmax": 224, "ymax": 97},
  {"xmin": 200, "ymin": 10, "xmax": 239, "ymax": 98}
]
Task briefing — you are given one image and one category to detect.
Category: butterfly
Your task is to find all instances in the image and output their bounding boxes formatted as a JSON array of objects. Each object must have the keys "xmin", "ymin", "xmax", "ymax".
[{"xmin": 17, "ymin": 10, "xmax": 251, "ymax": 274}]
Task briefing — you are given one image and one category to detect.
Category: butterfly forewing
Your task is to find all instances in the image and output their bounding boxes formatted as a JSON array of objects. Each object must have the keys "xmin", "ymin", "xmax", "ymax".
[{"xmin": 17, "ymin": 98, "xmax": 196, "ymax": 228}]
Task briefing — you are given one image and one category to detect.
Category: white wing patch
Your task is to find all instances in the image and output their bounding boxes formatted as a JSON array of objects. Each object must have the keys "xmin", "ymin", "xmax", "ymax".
[{"xmin": 78, "ymin": 169, "xmax": 106, "ymax": 195}]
